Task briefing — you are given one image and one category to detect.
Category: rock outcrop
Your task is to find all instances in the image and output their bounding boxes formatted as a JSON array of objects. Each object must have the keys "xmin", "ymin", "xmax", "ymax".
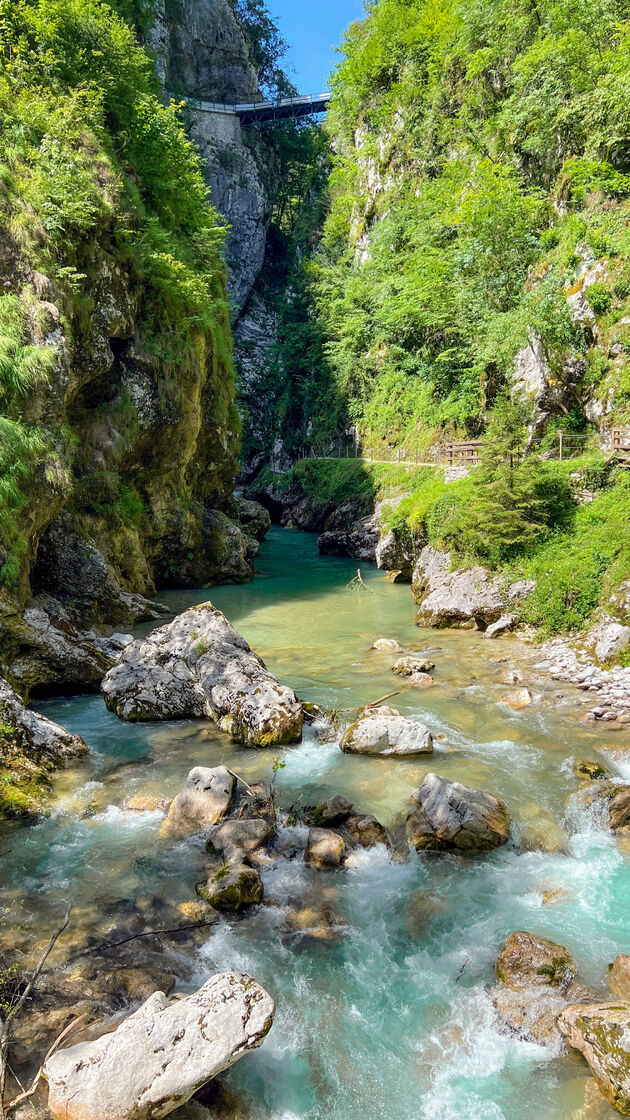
[
  {"xmin": 1, "ymin": 593, "xmax": 121, "ymax": 699},
  {"xmin": 43, "ymin": 973, "xmax": 275, "ymax": 1120},
  {"xmin": 151, "ymin": 0, "xmax": 276, "ymax": 313},
  {"xmin": 406, "ymin": 773, "xmax": 510, "ymax": 852},
  {"xmin": 558, "ymin": 1002, "xmax": 630, "ymax": 1114},
  {"xmin": 340, "ymin": 706, "xmax": 433, "ymax": 756},
  {"xmin": 0, "ymin": 676, "xmax": 88, "ymax": 816},
  {"xmin": 412, "ymin": 546, "xmax": 534, "ymax": 630},
  {"xmin": 101, "ymin": 604, "xmax": 304, "ymax": 745}
]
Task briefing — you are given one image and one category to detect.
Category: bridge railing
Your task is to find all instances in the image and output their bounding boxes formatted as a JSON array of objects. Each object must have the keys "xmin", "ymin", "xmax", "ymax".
[{"xmin": 185, "ymin": 92, "xmax": 331, "ymax": 117}]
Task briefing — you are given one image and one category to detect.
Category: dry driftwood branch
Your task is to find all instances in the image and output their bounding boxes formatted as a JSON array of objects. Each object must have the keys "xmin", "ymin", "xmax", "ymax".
[
  {"xmin": 365, "ymin": 690, "xmax": 401, "ymax": 708},
  {"xmin": 5, "ymin": 1012, "xmax": 88, "ymax": 1112},
  {"xmin": 346, "ymin": 568, "xmax": 374, "ymax": 593},
  {"xmin": 0, "ymin": 903, "xmax": 72, "ymax": 1118}
]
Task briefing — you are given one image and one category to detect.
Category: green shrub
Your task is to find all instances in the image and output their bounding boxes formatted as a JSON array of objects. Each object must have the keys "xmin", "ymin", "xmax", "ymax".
[{"xmin": 586, "ymin": 283, "xmax": 613, "ymax": 315}]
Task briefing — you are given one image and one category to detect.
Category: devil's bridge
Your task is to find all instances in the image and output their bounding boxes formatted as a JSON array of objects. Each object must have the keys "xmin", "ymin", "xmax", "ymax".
[{"xmin": 185, "ymin": 91, "xmax": 332, "ymax": 125}]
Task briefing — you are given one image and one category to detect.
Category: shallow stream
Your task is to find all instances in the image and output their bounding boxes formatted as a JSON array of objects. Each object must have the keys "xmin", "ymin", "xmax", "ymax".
[{"xmin": 4, "ymin": 527, "xmax": 630, "ymax": 1119}]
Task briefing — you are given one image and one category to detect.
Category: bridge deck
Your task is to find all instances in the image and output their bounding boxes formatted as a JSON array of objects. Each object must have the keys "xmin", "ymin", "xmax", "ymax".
[{"xmin": 185, "ymin": 92, "xmax": 331, "ymax": 124}]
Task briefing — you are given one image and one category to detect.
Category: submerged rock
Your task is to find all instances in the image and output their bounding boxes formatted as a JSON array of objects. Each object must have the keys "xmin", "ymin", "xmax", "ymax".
[
  {"xmin": 558, "ymin": 1002, "xmax": 630, "ymax": 1114},
  {"xmin": 517, "ymin": 803, "xmax": 570, "ymax": 855},
  {"xmin": 372, "ymin": 637, "xmax": 404, "ymax": 652},
  {"xmin": 406, "ymin": 773, "xmax": 510, "ymax": 852},
  {"xmin": 162, "ymin": 766, "xmax": 235, "ymax": 838},
  {"xmin": 500, "ymin": 687, "xmax": 533, "ymax": 711},
  {"xmin": 101, "ymin": 603, "xmax": 304, "ymax": 746},
  {"xmin": 43, "ymin": 973, "xmax": 274, "ymax": 1120},
  {"xmin": 340, "ymin": 707, "xmax": 433, "ymax": 757},
  {"xmin": 0, "ymin": 676, "xmax": 88, "ymax": 817},
  {"xmin": 575, "ymin": 759, "xmax": 612, "ymax": 782}
]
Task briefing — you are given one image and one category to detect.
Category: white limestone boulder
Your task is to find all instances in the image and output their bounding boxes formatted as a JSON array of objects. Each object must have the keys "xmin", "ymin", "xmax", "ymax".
[
  {"xmin": 340, "ymin": 706, "xmax": 433, "ymax": 756},
  {"xmin": 101, "ymin": 603, "xmax": 303, "ymax": 746},
  {"xmin": 43, "ymin": 973, "xmax": 274, "ymax": 1120}
]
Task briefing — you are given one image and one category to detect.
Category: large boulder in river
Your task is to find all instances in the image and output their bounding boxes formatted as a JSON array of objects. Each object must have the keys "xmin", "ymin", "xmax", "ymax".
[
  {"xmin": 558, "ymin": 1002, "xmax": 630, "ymax": 1114},
  {"xmin": 492, "ymin": 931, "xmax": 592, "ymax": 1048},
  {"xmin": 101, "ymin": 603, "xmax": 303, "ymax": 746},
  {"xmin": 412, "ymin": 546, "xmax": 534, "ymax": 630},
  {"xmin": 161, "ymin": 767, "xmax": 235, "ymax": 838},
  {"xmin": 496, "ymin": 931, "xmax": 580, "ymax": 991},
  {"xmin": 305, "ymin": 828, "xmax": 345, "ymax": 869},
  {"xmin": 43, "ymin": 972, "xmax": 274, "ymax": 1120},
  {"xmin": 406, "ymin": 773, "xmax": 510, "ymax": 852},
  {"xmin": 340, "ymin": 706, "xmax": 433, "ymax": 756}
]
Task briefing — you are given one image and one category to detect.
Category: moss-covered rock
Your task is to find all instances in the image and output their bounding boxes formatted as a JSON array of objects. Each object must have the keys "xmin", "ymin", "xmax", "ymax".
[
  {"xmin": 196, "ymin": 864, "xmax": 264, "ymax": 911},
  {"xmin": 0, "ymin": 676, "xmax": 87, "ymax": 818},
  {"xmin": 558, "ymin": 1002, "xmax": 630, "ymax": 1115}
]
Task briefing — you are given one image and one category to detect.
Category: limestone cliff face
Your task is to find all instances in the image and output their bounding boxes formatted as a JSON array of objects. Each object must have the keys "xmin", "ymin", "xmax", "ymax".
[
  {"xmin": 0, "ymin": 234, "xmax": 256, "ymax": 698},
  {"xmin": 152, "ymin": 0, "xmax": 276, "ymax": 312}
]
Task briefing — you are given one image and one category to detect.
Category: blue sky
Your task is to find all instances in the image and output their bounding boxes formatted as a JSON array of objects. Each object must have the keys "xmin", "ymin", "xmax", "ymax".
[{"xmin": 267, "ymin": 0, "xmax": 365, "ymax": 94}]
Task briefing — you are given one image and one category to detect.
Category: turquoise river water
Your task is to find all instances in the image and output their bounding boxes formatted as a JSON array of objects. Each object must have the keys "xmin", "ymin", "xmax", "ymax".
[{"xmin": 3, "ymin": 526, "xmax": 630, "ymax": 1120}]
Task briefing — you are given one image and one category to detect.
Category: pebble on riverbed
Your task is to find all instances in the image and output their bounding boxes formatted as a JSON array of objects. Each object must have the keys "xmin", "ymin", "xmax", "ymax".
[{"xmin": 535, "ymin": 637, "xmax": 630, "ymax": 726}]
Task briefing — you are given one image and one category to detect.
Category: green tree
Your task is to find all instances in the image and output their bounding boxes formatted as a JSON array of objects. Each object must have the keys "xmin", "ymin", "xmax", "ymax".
[{"xmin": 452, "ymin": 396, "xmax": 549, "ymax": 564}]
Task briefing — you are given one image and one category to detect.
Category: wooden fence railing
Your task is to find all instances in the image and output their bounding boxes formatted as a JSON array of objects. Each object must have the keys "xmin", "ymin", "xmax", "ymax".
[
  {"xmin": 612, "ymin": 429, "xmax": 630, "ymax": 456},
  {"xmin": 269, "ymin": 430, "xmax": 595, "ymax": 473}
]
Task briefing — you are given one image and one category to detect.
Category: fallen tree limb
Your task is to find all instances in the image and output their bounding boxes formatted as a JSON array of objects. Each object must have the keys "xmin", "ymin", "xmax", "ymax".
[
  {"xmin": 347, "ymin": 569, "xmax": 374, "ymax": 593},
  {"xmin": 72, "ymin": 921, "xmax": 209, "ymax": 960},
  {"xmin": 5, "ymin": 1012, "xmax": 88, "ymax": 1112}
]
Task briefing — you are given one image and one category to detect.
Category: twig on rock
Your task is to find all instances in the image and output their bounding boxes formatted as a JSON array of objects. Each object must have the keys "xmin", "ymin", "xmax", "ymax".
[{"xmin": 5, "ymin": 1013, "xmax": 88, "ymax": 1112}]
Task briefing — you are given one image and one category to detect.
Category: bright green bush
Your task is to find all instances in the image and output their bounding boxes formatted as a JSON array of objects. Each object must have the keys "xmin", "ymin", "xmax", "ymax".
[{"xmin": 587, "ymin": 282, "xmax": 613, "ymax": 315}]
